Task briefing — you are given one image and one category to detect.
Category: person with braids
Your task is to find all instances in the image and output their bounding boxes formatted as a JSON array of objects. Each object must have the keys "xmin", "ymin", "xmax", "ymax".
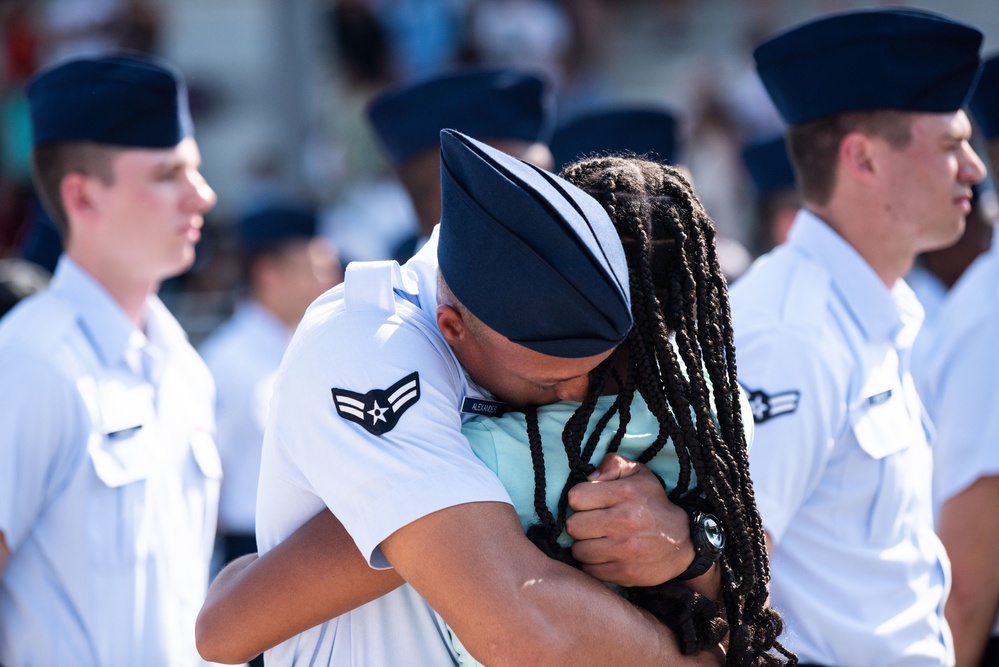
[
  {"xmin": 455, "ymin": 155, "xmax": 791, "ymax": 666},
  {"xmin": 730, "ymin": 9, "xmax": 986, "ymax": 667},
  {"xmin": 196, "ymin": 147, "xmax": 791, "ymax": 667},
  {"xmin": 198, "ymin": 129, "xmax": 726, "ymax": 667}
]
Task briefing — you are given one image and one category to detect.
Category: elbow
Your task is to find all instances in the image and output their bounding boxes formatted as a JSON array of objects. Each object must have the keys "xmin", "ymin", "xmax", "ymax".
[
  {"xmin": 458, "ymin": 613, "xmax": 569, "ymax": 666},
  {"xmin": 195, "ymin": 606, "xmax": 258, "ymax": 665}
]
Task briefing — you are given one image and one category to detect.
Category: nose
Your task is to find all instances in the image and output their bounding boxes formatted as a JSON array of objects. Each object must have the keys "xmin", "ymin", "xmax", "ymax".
[
  {"xmin": 555, "ymin": 375, "xmax": 591, "ymax": 403},
  {"xmin": 961, "ymin": 145, "xmax": 988, "ymax": 186},
  {"xmin": 187, "ymin": 169, "xmax": 217, "ymax": 213}
]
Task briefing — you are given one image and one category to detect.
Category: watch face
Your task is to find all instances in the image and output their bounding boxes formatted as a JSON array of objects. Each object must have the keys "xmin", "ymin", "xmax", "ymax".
[{"xmin": 702, "ymin": 514, "xmax": 724, "ymax": 550}]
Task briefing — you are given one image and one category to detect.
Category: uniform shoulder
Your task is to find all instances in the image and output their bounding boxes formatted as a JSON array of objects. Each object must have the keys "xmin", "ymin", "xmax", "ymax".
[
  {"xmin": 0, "ymin": 291, "xmax": 78, "ymax": 362},
  {"xmin": 730, "ymin": 247, "xmax": 833, "ymax": 334}
]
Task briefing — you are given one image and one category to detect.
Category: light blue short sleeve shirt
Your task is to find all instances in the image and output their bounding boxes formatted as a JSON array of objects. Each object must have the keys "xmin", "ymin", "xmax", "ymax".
[
  {"xmin": 730, "ymin": 211, "xmax": 951, "ymax": 667},
  {"xmin": 0, "ymin": 257, "xmax": 221, "ymax": 667},
  {"xmin": 255, "ymin": 232, "xmax": 512, "ymax": 666},
  {"xmin": 913, "ymin": 244, "xmax": 999, "ymax": 639}
]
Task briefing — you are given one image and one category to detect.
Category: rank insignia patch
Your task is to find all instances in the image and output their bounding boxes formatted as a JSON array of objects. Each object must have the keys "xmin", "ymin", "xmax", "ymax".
[
  {"xmin": 746, "ymin": 388, "xmax": 800, "ymax": 424},
  {"xmin": 332, "ymin": 372, "xmax": 421, "ymax": 435}
]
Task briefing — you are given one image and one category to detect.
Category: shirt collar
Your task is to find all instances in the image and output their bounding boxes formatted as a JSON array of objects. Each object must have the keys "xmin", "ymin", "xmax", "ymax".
[
  {"xmin": 787, "ymin": 210, "xmax": 921, "ymax": 346},
  {"xmin": 50, "ymin": 256, "xmax": 141, "ymax": 367},
  {"xmin": 50, "ymin": 256, "xmax": 187, "ymax": 369}
]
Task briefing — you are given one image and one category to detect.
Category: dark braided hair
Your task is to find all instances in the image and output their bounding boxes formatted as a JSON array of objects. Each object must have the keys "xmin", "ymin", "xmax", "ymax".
[{"xmin": 524, "ymin": 156, "xmax": 795, "ymax": 665}]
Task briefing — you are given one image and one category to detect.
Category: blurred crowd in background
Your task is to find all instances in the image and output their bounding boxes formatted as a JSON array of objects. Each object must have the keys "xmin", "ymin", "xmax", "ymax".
[{"xmin": 0, "ymin": 0, "xmax": 997, "ymax": 343}]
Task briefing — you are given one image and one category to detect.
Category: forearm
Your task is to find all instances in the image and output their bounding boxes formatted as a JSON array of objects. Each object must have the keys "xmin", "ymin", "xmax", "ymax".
[
  {"xmin": 946, "ymin": 592, "xmax": 998, "ymax": 667},
  {"xmin": 509, "ymin": 557, "xmax": 725, "ymax": 666},
  {"xmin": 0, "ymin": 531, "xmax": 9, "ymax": 574},
  {"xmin": 683, "ymin": 562, "xmax": 723, "ymax": 604},
  {"xmin": 383, "ymin": 502, "xmax": 722, "ymax": 666},
  {"xmin": 196, "ymin": 510, "xmax": 403, "ymax": 664},
  {"xmin": 939, "ymin": 476, "xmax": 999, "ymax": 667}
]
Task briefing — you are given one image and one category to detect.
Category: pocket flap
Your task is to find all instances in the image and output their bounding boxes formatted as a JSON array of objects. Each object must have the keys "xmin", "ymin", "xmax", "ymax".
[
  {"xmin": 89, "ymin": 427, "xmax": 153, "ymax": 487},
  {"xmin": 190, "ymin": 430, "xmax": 223, "ymax": 480}
]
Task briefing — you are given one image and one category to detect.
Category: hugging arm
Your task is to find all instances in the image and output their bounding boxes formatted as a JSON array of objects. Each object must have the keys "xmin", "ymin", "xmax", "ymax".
[
  {"xmin": 195, "ymin": 510, "xmax": 403, "ymax": 664},
  {"xmin": 196, "ymin": 495, "xmax": 723, "ymax": 666}
]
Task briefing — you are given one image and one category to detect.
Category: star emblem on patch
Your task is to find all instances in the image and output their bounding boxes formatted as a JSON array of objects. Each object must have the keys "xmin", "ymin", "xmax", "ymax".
[
  {"xmin": 331, "ymin": 372, "xmax": 421, "ymax": 435},
  {"xmin": 745, "ymin": 388, "xmax": 800, "ymax": 424}
]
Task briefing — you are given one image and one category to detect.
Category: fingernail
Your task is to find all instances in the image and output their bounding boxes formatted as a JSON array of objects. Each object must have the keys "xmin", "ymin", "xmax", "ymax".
[{"xmin": 587, "ymin": 470, "xmax": 601, "ymax": 481}]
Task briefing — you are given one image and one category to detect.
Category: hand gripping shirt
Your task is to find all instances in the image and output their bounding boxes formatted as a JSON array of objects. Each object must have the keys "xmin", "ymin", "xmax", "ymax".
[
  {"xmin": 913, "ymin": 242, "xmax": 999, "ymax": 639},
  {"xmin": 200, "ymin": 301, "xmax": 292, "ymax": 535},
  {"xmin": 255, "ymin": 230, "xmax": 512, "ymax": 666},
  {"xmin": 0, "ymin": 257, "xmax": 221, "ymax": 667},
  {"xmin": 729, "ymin": 211, "xmax": 951, "ymax": 667},
  {"xmin": 452, "ymin": 387, "xmax": 754, "ymax": 666}
]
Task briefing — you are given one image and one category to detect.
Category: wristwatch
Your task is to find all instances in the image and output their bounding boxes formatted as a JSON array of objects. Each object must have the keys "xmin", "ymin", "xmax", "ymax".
[{"xmin": 672, "ymin": 508, "xmax": 725, "ymax": 581}]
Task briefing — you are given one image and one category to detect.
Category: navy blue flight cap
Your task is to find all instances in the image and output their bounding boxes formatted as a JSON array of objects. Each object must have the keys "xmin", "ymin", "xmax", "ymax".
[
  {"xmin": 755, "ymin": 9, "xmax": 983, "ymax": 125},
  {"xmin": 27, "ymin": 52, "xmax": 193, "ymax": 148},
  {"xmin": 438, "ymin": 129, "xmax": 632, "ymax": 359},
  {"xmin": 551, "ymin": 107, "xmax": 680, "ymax": 171},
  {"xmin": 969, "ymin": 54, "xmax": 999, "ymax": 141},
  {"xmin": 742, "ymin": 135, "xmax": 795, "ymax": 195},
  {"xmin": 237, "ymin": 206, "xmax": 318, "ymax": 252},
  {"xmin": 368, "ymin": 68, "xmax": 549, "ymax": 165}
]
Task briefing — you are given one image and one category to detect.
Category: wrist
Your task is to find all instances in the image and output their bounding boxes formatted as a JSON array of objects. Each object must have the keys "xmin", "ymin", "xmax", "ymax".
[{"xmin": 671, "ymin": 508, "xmax": 725, "ymax": 582}]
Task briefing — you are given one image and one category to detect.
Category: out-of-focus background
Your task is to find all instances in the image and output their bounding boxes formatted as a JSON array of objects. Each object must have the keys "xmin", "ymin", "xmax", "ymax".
[{"xmin": 2, "ymin": 0, "xmax": 997, "ymax": 342}]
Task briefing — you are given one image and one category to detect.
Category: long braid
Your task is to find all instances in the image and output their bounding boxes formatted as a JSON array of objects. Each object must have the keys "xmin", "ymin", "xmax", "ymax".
[{"xmin": 531, "ymin": 156, "xmax": 794, "ymax": 665}]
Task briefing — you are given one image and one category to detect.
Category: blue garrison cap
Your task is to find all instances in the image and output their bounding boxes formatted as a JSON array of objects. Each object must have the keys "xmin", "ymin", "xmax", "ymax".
[
  {"xmin": 368, "ymin": 68, "xmax": 549, "ymax": 165},
  {"xmin": 742, "ymin": 135, "xmax": 795, "ymax": 195},
  {"xmin": 755, "ymin": 9, "xmax": 983, "ymax": 125},
  {"xmin": 550, "ymin": 107, "xmax": 680, "ymax": 171},
  {"xmin": 438, "ymin": 129, "xmax": 632, "ymax": 358},
  {"xmin": 237, "ymin": 205, "xmax": 318, "ymax": 253},
  {"xmin": 969, "ymin": 54, "xmax": 999, "ymax": 141},
  {"xmin": 27, "ymin": 52, "xmax": 192, "ymax": 148}
]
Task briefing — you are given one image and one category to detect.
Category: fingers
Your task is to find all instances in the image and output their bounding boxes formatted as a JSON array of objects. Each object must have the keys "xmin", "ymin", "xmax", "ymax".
[
  {"xmin": 588, "ymin": 452, "xmax": 643, "ymax": 482},
  {"xmin": 568, "ymin": 462, "xmax": 658, "ymax": 513}
]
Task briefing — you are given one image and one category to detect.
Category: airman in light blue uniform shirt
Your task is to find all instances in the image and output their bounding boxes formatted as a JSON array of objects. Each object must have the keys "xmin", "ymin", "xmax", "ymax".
[
  {"xmin": 0, "ymin": 53, "xmax": 221, "ymax": 666},
  {"xmin": 731, "ymin": 8, "xmax": 986, "ymax": 666}
]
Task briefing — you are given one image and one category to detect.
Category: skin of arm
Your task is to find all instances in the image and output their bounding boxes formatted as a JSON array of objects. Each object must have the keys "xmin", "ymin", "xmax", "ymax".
[
  {"xmin": 195, "ymin": 511, "xmax": 403, "ymax": 664},
  {"xmin": 196, "ymin": 458, "xmax": 721, "ymax": 664},
  {"xmin": 938, "ymin": 475, "xmax": 999, "ymax": 667},
  {"xmin": 0, "ymin": 531, "xmax": 8, "ymax": 574},
  {"xmin": 381, "ymin": 499, "xmax": 722, "ymax": 667}
]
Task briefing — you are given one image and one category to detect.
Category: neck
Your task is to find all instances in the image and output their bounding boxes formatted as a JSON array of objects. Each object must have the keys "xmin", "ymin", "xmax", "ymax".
[
  {"xmin": 254, "ymin": 291, "xmax": 298, "ymax": 331},
  {"xmin": 67, "ymin": 249, "xmax": 155, "ymax": 328},
  {"xmin": 805, "ymin": 202, "xmax": 912, "ymax": 288}
]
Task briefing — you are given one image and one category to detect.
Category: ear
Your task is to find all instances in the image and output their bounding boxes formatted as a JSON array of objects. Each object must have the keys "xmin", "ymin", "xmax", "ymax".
[
  {"xmin": 839, "ymin": 132, "xmax": 877, "ymax": 183},
  {"xmin": 60, "ymin": 172, "xmax": 101, "ymax": 224},
  {"xmin": 436, "ymin": 304, "xmax": 468, "ymax": 347}
]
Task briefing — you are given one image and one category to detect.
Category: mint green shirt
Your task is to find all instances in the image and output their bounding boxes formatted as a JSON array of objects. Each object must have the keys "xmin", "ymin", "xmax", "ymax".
[{"xmin": 451, "ymin": 389, "xmax": 753, "ymax": 665}]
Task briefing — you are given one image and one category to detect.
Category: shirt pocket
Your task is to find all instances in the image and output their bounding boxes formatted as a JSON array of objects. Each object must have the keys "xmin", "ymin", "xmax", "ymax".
[
  {"xmin": 87, "ymin": 425, "xmax": 154, "ymax": 570},
  {"xmin": 848, "ymin": 387, "xmax": 928, "ymax": 547}
]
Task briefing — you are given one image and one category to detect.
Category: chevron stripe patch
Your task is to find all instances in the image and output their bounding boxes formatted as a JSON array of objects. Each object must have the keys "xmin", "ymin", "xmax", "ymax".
[{"xmin": 332, "ymin": 372, "xmax": 421, "ymax": 435}]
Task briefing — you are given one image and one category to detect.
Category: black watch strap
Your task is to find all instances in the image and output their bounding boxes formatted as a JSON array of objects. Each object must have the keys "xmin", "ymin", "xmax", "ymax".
[{"xmin": 672, "ymin": 508, "xmax": 725, "ymax": 581}]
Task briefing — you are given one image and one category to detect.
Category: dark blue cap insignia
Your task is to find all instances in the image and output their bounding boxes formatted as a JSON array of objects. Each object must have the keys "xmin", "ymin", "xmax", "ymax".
[
  {"xmin": 27, "ymin": 52, "xmax": 193, "ymax": 148},
  {"xmin": 969, "ymin": 55, "xmax": 999, "ymax": 141},
  {"xmin": 551, "ymin": 107, "xmax": 681, "ymax": 172},
  {"xmin": 237, "ymin": 205, "xmax": 318, "ymax": 252},
  {"xmin": 368, "ymin": 68, "xmax": 550, "ymax": 166},
  {"xmin": 437, "ymin": 129, "xmax": 632, "ymax": 359},
  {"xmin": 755, "ymin": 8, "xmax": 983, "ymax": 125},
  {"xmin": 741, "ymin": 134, "xmax": 796, "ymax": 196}
]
